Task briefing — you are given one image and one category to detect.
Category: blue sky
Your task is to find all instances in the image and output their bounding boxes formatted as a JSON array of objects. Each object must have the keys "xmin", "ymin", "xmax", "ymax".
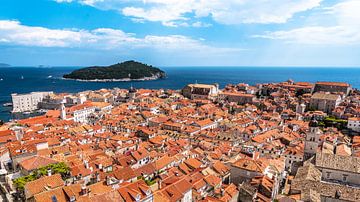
[{"xmin": 0, "ymin": 0, "xmax": 359, "ymax": 66}]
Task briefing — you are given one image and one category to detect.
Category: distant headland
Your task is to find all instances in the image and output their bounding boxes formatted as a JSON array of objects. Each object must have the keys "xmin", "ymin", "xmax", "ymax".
[
  {"xmin": 63, "ymin": 60, "xmax": 166, "ymax": 82},
  {"xmin": 0, "ymin": 63, "xmax": 11, "ymax": 67}
]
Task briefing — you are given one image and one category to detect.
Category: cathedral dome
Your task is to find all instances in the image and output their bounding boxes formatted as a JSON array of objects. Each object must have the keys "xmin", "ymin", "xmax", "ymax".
[{"xmin": 309, "ymin": 116, "xmax": 318, "ymax": 127}]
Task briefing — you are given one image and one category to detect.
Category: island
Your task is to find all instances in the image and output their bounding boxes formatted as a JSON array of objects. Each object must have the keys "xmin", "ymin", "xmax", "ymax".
[
  {"xmin": 63, "ymin": 60, "xmax": 166, "ymax": 81},
  {"xmin": 0, "ymin": 63, "xmax": 11, "ymax": 67}
]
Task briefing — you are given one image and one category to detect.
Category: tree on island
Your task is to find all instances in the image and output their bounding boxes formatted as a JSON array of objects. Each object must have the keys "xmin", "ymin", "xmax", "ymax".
[{"xmin": 63, "ymin": 60, "xmax": 166, "ymax": 80}]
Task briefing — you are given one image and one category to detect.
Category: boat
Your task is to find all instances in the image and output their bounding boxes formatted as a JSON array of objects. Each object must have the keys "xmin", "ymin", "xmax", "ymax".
[
  {"xmin": 0, "ymin": 78, "xmax": 3, "ymax": 81},
  {"xmin": 20, "ymin": 76, "xmax": 24, "ymax": 79},
  {"xmin": 2, "ymin": 103, "xmax": 12, "ymax": 107},
  {"xmin": 47, "ymin": 75, "xmax": 53, "ymax": 78}
]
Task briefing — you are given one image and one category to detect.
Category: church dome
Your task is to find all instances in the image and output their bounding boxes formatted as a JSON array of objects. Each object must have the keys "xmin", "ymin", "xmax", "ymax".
[
  {"xmin": 129, "ymin": 86, "xmax": 137, "ymax": 93},
  {"xmin": 309, "ymin": 116, "xmax": 318, "ymax": 127}
]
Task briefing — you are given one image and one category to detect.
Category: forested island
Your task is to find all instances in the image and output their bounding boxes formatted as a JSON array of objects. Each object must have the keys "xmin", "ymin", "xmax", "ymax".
[{"xmin": 63, "ymin": 60, "xmax": 166, "ymax": 81}]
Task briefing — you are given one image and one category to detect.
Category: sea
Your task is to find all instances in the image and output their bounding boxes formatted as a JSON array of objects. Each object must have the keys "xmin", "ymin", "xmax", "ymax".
[{"xmin": 1, "ymin": 66, "xmax": 360, "ymax": 122}]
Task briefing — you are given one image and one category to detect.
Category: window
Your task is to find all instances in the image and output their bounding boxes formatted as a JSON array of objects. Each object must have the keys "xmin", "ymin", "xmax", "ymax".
[
  {"xmin": 343, "ymin": 174, "xmax": 348, "ymax": 182},
  {"xmin": 326, "ymin": 172, "xmax": 331, "ymax": 178}
]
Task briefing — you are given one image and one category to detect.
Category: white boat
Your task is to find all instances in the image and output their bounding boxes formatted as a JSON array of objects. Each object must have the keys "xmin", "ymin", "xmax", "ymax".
[
  {"xmin": 2, "ymin": 103, "xmax": 12, "ymax": 107},
  {"xmin": 47, "ymin": 75, "xmax": 53, "ymax": 78},
  {"xmin": 0, "ymin": 78, "xmax": 3, "ymax": 81},
  {"xmin": 20, "ymin": 76, "xmax": 24, "ymax": 79}
]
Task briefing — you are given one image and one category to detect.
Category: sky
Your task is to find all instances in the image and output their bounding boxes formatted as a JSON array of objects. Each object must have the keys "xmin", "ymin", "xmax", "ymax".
[{"xmin": 0, "ymin": 0, "xmax": 359, "ymax": 67}]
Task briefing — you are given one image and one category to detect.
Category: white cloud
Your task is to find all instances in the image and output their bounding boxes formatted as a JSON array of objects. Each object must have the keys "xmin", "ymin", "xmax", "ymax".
[
  {"xmin": 54, "ymin": 0, "xmax": 73, "ymax": 3},
  {"xmin": 54, "ymin": 0, "xmax": 322, "ymax": 26},
  {"xmin": 192, "ymin": 21, "xmax": 212, "ymax": 28},
  {"xmin": 195, "ymin": 0, "xmax": 322, "ymax": 24},
  {"xmin": 0, "ymin": 20, "xmax": 239, "ymax": 53},
  {"xmin": 255, "ymin": 0, "xmax": 360, "ymax": 45}
]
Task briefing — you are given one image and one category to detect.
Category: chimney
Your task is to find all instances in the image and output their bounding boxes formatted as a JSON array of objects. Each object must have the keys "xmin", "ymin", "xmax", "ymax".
[
  {"xmin": 14, "ymin": 128, "xmax": 24, "ymax": 141},
  {"xmin": 80, "ymin": 184, "xmax": 87, "ymax": 195},
  {"xmin": 60, "ymin": 103, "xmax": 66, "ymax": 120},
  {"xmin": 106, "ymin": 176, "xmax": 112, "ymax": 186},
  {"xmin": 84, "ymin": 160, "xmax": 89, "ymax": 169},
  {"xmin": 252, "ymin": 152, "xmax": 260, "ymax": 160},
  {"xmin": 47, "ymin": 168, "xmax": 52, "ymax": 176},
  {"xmin": 96, "ymin": 172, "xmax": 100, "ymax": 182},
  {"xmin": 158, "ymin": 179, "xmax": 162, "ymax": 189},
  {"xmin": 65, "ymin": 180, "xmax": 71, "ymax": 186}
]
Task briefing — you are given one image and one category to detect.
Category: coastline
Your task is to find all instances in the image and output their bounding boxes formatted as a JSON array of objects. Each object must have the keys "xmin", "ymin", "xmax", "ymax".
[
  {"xmin": 2, "ymin": 66, "xmax": 360, "ymax": 122},
  {"xmin": 62, "ymin": 74, "xmax": 165, "ymax": 82}
]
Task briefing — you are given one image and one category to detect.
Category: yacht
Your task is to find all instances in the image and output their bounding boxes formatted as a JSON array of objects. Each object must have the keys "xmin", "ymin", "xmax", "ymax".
[{"xmin": 2, "ymin": 103, "xmax": 12, "ymax": 107}]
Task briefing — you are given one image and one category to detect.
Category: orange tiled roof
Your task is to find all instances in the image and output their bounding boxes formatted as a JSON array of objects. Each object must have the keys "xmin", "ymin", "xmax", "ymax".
[
  {"xmin": 19, "ymin": 155, "xmax": 58, "ymax": 171},
  {"xmin": 25, "ymin": 174, "xmax": 64, "ymax": 197}
]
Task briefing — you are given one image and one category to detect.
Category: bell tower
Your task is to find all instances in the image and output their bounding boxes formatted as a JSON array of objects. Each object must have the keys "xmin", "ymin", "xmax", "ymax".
[
  {"xmin": 304, "ymin": 117, "xmax": 322, "ymax": 160},
  {"xmin": 60, "ymin": 103, "xmax": 66, "ymax": 120}
]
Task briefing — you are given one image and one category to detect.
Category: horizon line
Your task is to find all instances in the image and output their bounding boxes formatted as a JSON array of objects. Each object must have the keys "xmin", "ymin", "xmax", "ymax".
[{"xmin": 3, "ymin": 65, "xmax": 360, "ymax": 68}]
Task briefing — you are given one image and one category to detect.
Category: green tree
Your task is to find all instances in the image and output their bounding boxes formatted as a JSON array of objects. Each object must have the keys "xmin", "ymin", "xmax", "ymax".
[{"xmin": 13, "ymin": 162, "xmax": 70, "ymax": 190}]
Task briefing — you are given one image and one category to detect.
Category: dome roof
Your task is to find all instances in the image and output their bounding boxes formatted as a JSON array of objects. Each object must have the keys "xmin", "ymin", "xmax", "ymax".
[
  {"xmin": 309, "ymin": 116, "xmax": 318, "ymax": 127},
  {"xmin": 129, "ymin": 86, "xmax": 137, "ymax": 93}
]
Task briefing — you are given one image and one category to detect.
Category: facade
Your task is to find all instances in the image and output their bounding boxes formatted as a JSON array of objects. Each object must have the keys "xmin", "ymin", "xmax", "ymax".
[
  {"xmin": 38, "ymin": 94, "xmax": 65, "ymax": 110},
  {"xmin": 313, "ymin": 81, "xmax": 351, "ymax": 95},
  {"xmin": 65, "ymin": 103, "xmax": 97, "ymax": 123},
  {"xmin": 182, "ymin": 83, "xmax": 219, "ymax": 100},
  {"xmin": 284, "ymin": 147, "xmax": 303, "ymax": 175},
  {"xmin": 230, "ymin": 159, "xmax": 264, "ymax": 185},
  {"xmin": 347, "ymin": 117, "xmax": 360, "ymax": 132},
  {"xmin": 310, "ymin": 92, "xmax": 341, "ymax": 114},
  {"xmin": 296, "ymin": 103, "xmax": 306, "ymax": 114},
  {"xmin": 290, "ymin": 162, "xmax": 360, "ymax": 202},
  {"xmin": 316, "ymin": 153, "xmax": 360, "ymax": 186},
  {"xmin": 11, "ymin": 91, "xmax": 53, "ymax": 113},
  {"xmin": 73, "ymin": 107, "xmax": 96, "ymax": 123},
  {"xmin": 219, "ymin": 92, "xmax": 255, "ymax": 104}
]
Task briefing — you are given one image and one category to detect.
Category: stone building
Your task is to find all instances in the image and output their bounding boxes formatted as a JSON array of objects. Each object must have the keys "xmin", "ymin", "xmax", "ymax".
[
  {"xmin": 182, "ymin": 83, "xmax": 219, "ymax": 100},
  {"xmin": 310, "ymin": 92, "xmax": 341, "ymax": 114},
  {"xmin": 290, "ymin": 162, "xmax": 360, "ymax": 202},
  {"xmin": 11, "ymin": 91, "xmax": 53, "ymax": 113},
  {"xmin": 218, "ymin": 92, "xmax": 255, "ymax": 104},
  {"xmin": 347, "ymin": 117, "xmax": 360, "ymax": 132},
  {"xmin": 313, "ymin": 81, "xmax": 351, "ymax": 95},
  {"xmin": 316, "ymin": 153, "xmax": 360, "ymax": 186},
  {"xmin": 304, "ymin": 118, "xmax": 322, "ymax": 160}
]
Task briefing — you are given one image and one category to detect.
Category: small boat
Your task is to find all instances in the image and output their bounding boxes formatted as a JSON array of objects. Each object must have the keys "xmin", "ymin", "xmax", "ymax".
[
  {"xmin": 20, "ymin": 76, "xmax": 24, "ymax": 79},
  {"xmin": 2, "ymin": 103, "xmax": 12, "ymax": 107},
  {"xmin": 0, "ymin": 78, "xmax": 3, "ymax": 81},
  {"xmin": 47, "ymin": 75, "xmax": 53, "ymax": 78}
]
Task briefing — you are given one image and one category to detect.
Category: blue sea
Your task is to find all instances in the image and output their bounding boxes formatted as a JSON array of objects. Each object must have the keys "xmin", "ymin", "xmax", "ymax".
[{"xmin": 1, "ymin": 66, "xmax": 360, "ymax": 121}]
